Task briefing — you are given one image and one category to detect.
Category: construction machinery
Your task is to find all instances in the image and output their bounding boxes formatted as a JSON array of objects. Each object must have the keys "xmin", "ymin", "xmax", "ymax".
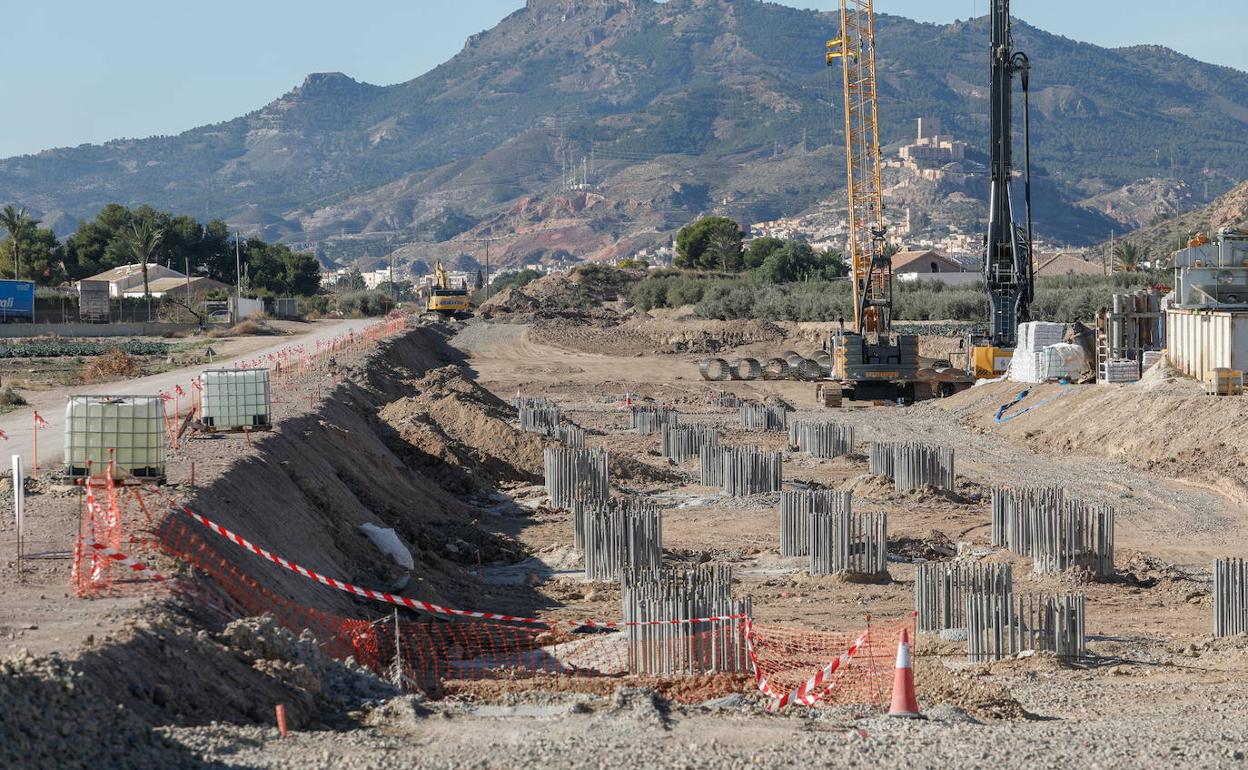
[
  {"xmin": 425, "ymin": 259, "xmax": 471, "ymax": 318},
  {"xmin": 823, "ymin": 0, "xmax": 920, "ymax": 402},
  {"xmin": 968, "ymin": 0, "xmax": 1035, "ymax": 377}
]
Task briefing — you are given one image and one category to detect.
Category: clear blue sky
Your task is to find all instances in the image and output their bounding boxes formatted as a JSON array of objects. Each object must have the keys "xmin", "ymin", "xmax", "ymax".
[{"xmin": 1, "ymin": 1, "xmax": 1242, "ymax": 158}]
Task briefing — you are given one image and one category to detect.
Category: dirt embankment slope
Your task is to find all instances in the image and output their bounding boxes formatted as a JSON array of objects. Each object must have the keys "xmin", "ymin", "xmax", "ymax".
[
  {"xmin": 924, "ymin": 366, "xmax": 1248, "ymax": 503},
  {"xmin": 4, "ymin": 322, "xmax": 572, "ymax": 749}
]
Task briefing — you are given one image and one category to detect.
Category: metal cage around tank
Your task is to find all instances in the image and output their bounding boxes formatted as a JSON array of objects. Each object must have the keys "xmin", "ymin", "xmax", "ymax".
[
  {"xmin": 63, "ymin": 395, "xmax": 166, "ymax": 480},
  {"xmin": 199, "ymin": 368, "xmax": 273, "ymax": 432}
]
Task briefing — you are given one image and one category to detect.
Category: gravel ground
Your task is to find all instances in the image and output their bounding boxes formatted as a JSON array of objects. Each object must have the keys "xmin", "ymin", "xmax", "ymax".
[{"xmin": 164, "ymin": 676, "xmax": 1248, "ymax": 769}]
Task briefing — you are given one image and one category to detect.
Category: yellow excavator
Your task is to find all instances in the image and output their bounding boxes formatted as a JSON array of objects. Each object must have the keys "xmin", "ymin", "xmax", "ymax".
[{"xmin": 425, "ymin": 259, "xmax": 471, "ymax": 318}]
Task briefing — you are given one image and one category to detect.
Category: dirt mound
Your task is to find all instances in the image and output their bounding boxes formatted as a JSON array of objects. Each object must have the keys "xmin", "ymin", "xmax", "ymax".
[
  {"xmin": 610, "ymin": 453, "xmax": 684, "ymax": 485},
  {"xmin": 480, "ymin": 265, "xmax": 643, "ymax": 321},
  {"xmin": 379, "ymin": 365, "xmax": 548, "ymax": 493},
  {"xmin": 76, "ymin": 609, "xmax": 395, "ymax": 730},
  {"xmin": 916, "ymin": 658, "xmax": 1033, "ymax": 721},
  {"xmin": 929, "ymin": 376, "xmax": 1248, "ymax": 501},
  {"xmin": 0, "ymin": 652, "xmax": 200, "ymax": 769}
]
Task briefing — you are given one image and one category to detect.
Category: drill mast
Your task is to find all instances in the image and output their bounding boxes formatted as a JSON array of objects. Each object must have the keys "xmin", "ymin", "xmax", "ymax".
[{"xmin": 984, "ymin": 0, "xmax": 1034, "ymax": 347}]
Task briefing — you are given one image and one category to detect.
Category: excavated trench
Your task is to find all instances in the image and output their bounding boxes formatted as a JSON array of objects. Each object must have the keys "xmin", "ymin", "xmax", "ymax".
[{"xmin": 14, "ymin": 324, "xmax": 581, "ymax": 753}]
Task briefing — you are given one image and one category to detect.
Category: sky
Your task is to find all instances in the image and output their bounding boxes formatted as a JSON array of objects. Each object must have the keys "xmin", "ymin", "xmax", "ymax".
[{"xmin": 0, "ymin": 1, "xmax": 1243, "ymax": 159}]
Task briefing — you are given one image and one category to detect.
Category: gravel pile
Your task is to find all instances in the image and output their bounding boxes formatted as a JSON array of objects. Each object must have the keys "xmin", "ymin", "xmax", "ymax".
[
  {"xmin": 0, "ymin": 652, "xmax": 202, "ymax": 769},
  {"xmin": 222, "ymin": 616, "xmax": 396, "ymax": 710}
]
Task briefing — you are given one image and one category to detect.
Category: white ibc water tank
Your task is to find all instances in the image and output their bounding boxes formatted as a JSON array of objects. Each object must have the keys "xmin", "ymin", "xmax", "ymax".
[
  {"xmin": 64, "ymin": 395, "xmax": 166, "ymax": 480},
  {"xmin": 200, "ymin": 368, "xmax": 272, "ymax": 430}
]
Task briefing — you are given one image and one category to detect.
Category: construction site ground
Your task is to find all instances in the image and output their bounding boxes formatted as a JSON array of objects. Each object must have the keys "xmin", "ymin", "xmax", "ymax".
[{"xmin": 2, "ymin": 314, "xmax": 1246, "ymax": 769}]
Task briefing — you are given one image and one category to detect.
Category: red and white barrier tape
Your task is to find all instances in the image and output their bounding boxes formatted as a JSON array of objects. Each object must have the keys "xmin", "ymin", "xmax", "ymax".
[
  {"xmin": 767, "ymin": 633, "xmax": 867, "ymax": 711},
  {"xmin": 86, "ymin": 541, "xmax": 168, "ymax": 581},
  {"xmin": 168, "ymin": 499, "xmax": 747, "ymax": 631}
]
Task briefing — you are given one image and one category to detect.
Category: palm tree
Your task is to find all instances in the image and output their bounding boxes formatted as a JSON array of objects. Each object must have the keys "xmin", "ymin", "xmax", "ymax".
[
  {"xmin": 708, "ymin": 229, "xmax": 742, "ymax": 272},
  {"xmin": 125, "ymin": 220, "xmax": 165, "ymax": 299},
  {"xmin": 0, "ymin": 205, "xmax": 39, "ymax": 280},
  {"xmin": 1112, "ymin": 241, "xmax": 1141, "ymax": 273}
]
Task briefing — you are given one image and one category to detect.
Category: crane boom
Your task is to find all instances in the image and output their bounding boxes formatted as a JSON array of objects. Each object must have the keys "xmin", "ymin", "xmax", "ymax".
[
  {"xmin": 827, "ymin": 0, "xmax": 890, "ymax": 335},
  {"xmin": 823, "ymin": 0, "xmax": 920, "ymax": 402}
]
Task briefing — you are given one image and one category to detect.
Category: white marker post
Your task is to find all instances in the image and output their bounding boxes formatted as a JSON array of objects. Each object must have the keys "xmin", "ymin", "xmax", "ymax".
[{"xmin": 12, "ymin": 455, "xmax": 23, "ymax": 582}]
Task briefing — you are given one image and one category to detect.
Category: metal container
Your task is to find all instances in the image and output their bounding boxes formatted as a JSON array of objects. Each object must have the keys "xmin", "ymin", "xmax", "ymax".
[
  {"xmin": 1166, "ymin": 307, "xmax": 1248, "ymax": 382},
  {"xmin": 200, "ymin": 369, "xmax": 273, "ymax": 430},
  {"xmin": 77, "ymin": 280, "xmax": 111, "ymax": 322},
  {"xmin": 64, "ymin": 395, "xmax": 166, "ymax": 479}
]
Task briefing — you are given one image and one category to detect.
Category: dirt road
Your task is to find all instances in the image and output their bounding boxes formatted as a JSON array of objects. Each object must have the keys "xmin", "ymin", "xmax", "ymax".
[{"xmin": 0, "ymin": 317, "xmax": 378, "ymax": 472}]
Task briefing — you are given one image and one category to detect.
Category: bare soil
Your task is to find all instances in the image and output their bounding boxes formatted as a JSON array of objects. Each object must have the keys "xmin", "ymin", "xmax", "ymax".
[{"xmin": 2, "ymin": 314, "xmax": 1247, "ymax": 768}]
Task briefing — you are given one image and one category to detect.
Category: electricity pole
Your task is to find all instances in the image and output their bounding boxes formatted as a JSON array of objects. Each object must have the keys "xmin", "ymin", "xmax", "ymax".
[{"xmin": 234, "ymin": 233, "xmax": 243, "ymax": 322}]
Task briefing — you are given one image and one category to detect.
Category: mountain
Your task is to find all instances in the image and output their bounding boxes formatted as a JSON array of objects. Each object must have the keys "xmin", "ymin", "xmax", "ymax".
[
  {"xmin": 3, "ymin": 0, "xmax": 1248, "ymax": 269},
  {"xmin": 1118, "ymin": 178, "xmax": 1248, "ymax": 256}
]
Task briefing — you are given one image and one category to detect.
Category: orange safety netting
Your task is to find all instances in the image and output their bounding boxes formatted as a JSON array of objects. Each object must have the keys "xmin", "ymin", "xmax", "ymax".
[
  {"xmin": 153, "ymin": 510, "xmax": 906, "ymax": 707},
  {"xmin": 72, "ymin": 473, "xmax": 165, "ymax": 596},
  {"xmin": 746, "ymin": 616, "xmax": 914, "ymax": 709}
]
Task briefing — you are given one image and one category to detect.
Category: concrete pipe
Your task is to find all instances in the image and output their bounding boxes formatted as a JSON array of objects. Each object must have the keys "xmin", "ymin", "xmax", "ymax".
[
  {"xmin": 814, "ymin": 352, "xmax": 833, "ymax": 377},
  {"xmin": 762, "ymin": 358, "xmax": 791, "ymax": 380},
  {"xmin": 795, "ymin": 358, "xmax": 823, "ymax": 381},
  {"xmin": 731, "ymin": 357, "xmax": 763, "ymax": 381},
  {"xmin": 699, "ymin": 358, "xmax": 731, "ymax": 381}
]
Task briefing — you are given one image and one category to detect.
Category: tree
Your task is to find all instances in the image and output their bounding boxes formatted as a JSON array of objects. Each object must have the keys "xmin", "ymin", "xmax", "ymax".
[
  {"xmin": 675, "ymin": 216, "xmax": 743, "ymax": 270},
  {"xmin": 125, "ymin": 221, "xmax": 164, "ymax": 298},
  {"xmin": 743, "ymin": 236, "xmax": 785, "ymax": 270},
  {"xmin": 0, "ymin": 206, "xmax": 39, "ymax": 280},
  {"xmin": 1113, "ymin": 241, "xmax": 1141, "ymax": 272},
  {"xmin": 0, "ymin": 225, "xmax": 64, "ymax": 284},
  {"xmin": 339, "ymin": 268, "xmax": 366, "ymax": 291},
  {"xmin": 474, "ymin": 268, "xmax": 484, "ymax": 290}
]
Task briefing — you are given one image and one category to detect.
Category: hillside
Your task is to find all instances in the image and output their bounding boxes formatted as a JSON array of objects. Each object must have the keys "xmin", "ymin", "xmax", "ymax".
[
  {"xmin": 3, "ymin": 0, "xmax": 1248, "ymax": 267},
  {"xmin": 1118, "ymin": 178, "xmax": 1248, "ymax": 257}
]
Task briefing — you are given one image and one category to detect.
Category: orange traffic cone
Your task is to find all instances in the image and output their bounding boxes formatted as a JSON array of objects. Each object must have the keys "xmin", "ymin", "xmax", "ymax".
[{"xmin": 887, "ymin": 627, "xmax": 923, "ymax": 718}]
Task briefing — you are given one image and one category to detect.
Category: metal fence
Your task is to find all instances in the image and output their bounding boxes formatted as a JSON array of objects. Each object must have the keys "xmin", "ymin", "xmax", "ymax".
[
  {"xmin": 788, "ymin": 421, "xmax": 855, "ymax": 458},
  {"xmin": 1215, "ymin": 558, "xmax": 1247, "ymax": 637},
  {"xmin": 554, "ymin": 423, "xmax": 586, "ymax": 447},
  {"xmin": 660, "ymin": 425, "xmax": 720, "ymax": 462},
  {"xmin": 621, "ymin": 564, "xmax": 751, "ymax": 676},
  {"xmin": 631, "ymin": 405, "xmax": 679, "ymax": 435},
  {"xmin": 869, "ymin": 442, "xmax": 955, "ymax": 492},
  {"xmin": 965, "ymin": 592, "xmax": 1086, "ymax": 662},
  {"xmin": 809, "ymin": 510, "xmax": 887, "ymax": 577},
  {"xmin": 780, "ymin": 489, "xmax": 852, "ymax": 557},
  {"xmin": 740, "ymin": 403, "xmax": 788, "ymax": 432},
  {"xmin": 581, "ymin": 497, "xmax": 663, "ymax": 581},
  {"xmin": 992, "ymin": 487, "xmax": 1115, "ymax": 577},
  {"xmin": 699, "ymin": 444, "xmax": 725, "ymax": 488},
  {"xmin": 721, "ymin": 446, "xmax": 784, "ymax": 497},
  {"xmin": 543, "ymin": 447, "xmax": 609, "ymax": 510},
  {"xmin": 915, "ymin": 562, "xmax": 1013, "ymax": 634}
]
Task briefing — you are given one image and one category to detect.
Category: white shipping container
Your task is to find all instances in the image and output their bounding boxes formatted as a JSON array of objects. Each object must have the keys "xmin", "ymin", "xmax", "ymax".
[
  {"xmin": 1166, "ymin": 308, "xmax": 1248, "ymax": 383},
  {"xmin": 64, "ymin": 395, "xmax": 166, "ymax": 479},
  {"xmin": 200, "ymin": 369, "xmax": 272, "ymax": 430}
]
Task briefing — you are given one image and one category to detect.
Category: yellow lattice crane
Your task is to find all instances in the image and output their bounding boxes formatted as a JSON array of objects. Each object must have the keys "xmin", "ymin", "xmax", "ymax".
[
  {"xmin": 823, "ymin": 0, "xmax": 920, "ymax": 401},
  {"xmin": 826, "ymin": 0, "xmax": 889, "ymax": 336}
]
